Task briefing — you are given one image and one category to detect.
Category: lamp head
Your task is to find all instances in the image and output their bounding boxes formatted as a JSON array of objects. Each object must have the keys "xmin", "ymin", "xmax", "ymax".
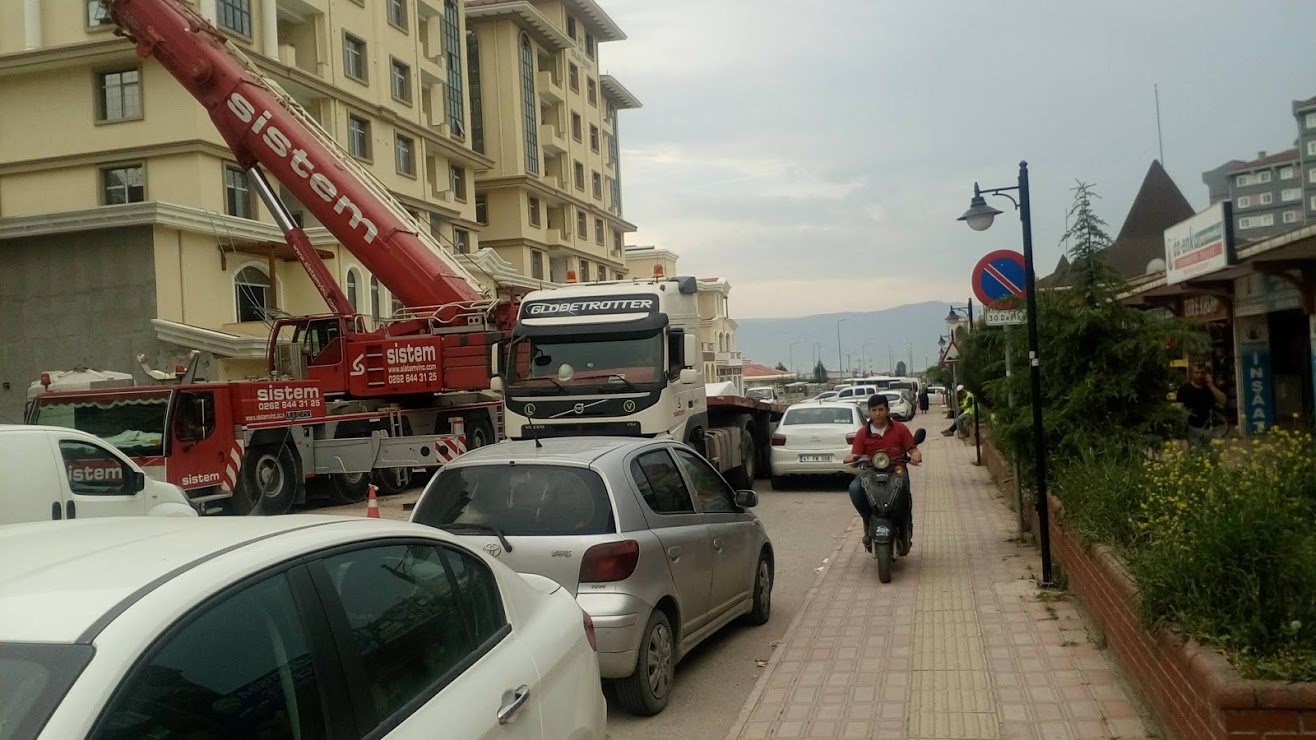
[{"xmin": 958, "ymin": 194, "xmax": 1002, "ymax": 232}]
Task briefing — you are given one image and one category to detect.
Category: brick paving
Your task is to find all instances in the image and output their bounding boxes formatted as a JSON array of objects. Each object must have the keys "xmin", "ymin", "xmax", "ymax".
[{"xmin": 724, "ymin": 435, "xmax": 1154, "ymax": 740}]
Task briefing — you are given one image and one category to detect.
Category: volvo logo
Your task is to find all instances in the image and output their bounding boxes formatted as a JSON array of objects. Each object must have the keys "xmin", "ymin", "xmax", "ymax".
[
  {"xmin": 523, "ymin": 403, "xmax": 536, "ymax": 417},
  {"xmin": 574, "ymin": 402, "xmax": 586, "ymax": 414},
  {"xmin": 623, "ymin": 399, "xmax": 636, "ymax": 413},
  {"xmin": 484, "ymin": 543, "xmax": 502, "ymax": 557}
]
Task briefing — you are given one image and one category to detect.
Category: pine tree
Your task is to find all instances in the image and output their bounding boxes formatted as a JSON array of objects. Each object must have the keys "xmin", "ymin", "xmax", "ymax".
[
  {"xmin": 895, "ymin": 361, "xmax": 908, "ymax": 377},
  {"xmin": 1058, "ymin": 181, "xmax": 1119, "ymax": 305},
  {"xmin": 812, "ymin": 361, "xmax": 828, "ymax": 384},
  {"xmin": 775, "ymin": 362, "xmax": 788, "ymax": 372}
]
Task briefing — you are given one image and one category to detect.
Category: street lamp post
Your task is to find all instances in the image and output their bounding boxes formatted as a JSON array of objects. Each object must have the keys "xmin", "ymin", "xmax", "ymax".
[
  {"xmin": 789, "ymin": 340, "xmax": 801, "ymax": 376},
  {"xmin": 958, "ymin": 160, "xmax": 1053, "ymax": 588},
  {"xmin": 836, "ymin": 317, "xmax": 852, "ymax": 380}
]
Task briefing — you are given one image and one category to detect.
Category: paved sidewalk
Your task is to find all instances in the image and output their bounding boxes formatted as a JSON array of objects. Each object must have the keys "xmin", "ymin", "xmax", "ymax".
[{"xmin": 724, "ymin": 436, "xmax": 1153, "ymax": 740}]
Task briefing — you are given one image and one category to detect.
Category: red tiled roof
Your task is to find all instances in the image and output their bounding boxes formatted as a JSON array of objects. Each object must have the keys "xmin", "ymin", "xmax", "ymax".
[
  {"xmin": 743, "ymin": 363, "xmax": 786, "ymax": 378},
  {"xmin": 1230, "ymin": 148, "xmax": 1299, "ymax": 173}
]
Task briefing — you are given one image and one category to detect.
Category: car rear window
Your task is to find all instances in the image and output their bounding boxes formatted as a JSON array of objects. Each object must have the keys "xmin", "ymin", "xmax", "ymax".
[
  {"xmin": 782, "ymin": 407, "xmax": 855, "ymax": 425},
  {"xmin": 413, "ymin": 464, "xmax": 616, "ymax": 536},
  {"xmin": 0, "ymin": 643, "xmax": 94, "ymax": 740}
]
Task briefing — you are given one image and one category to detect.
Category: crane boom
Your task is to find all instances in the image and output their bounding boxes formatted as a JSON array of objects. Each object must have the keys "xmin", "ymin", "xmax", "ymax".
[{"xmin": 103, "ymin": 0, "xmax": 493, "ymax": 314}]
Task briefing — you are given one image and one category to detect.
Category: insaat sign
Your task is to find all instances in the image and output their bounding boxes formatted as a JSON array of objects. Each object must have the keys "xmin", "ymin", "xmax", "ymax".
[
  {"xmin": 1164, "ymin": 202, "xmax": 1234, "ymax": 285},
  {"xmin": 522, "ymin": 296, "xmax": 658, "ymax": 318}
]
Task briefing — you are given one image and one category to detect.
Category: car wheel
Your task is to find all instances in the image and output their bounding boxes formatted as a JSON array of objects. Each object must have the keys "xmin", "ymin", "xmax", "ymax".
[
  {"xmin": 743, "ymin": 551, "xmax": 773, "ymax": 626},
  {"xmin": 614, "ymin": 609, "xmax": 675, "ymax": 716}
]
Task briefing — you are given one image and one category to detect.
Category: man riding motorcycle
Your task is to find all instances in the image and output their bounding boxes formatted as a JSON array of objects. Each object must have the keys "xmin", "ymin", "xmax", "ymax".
[{"xmin": 844, "ymin": 394, "xmax": 923, "ymax": 552}]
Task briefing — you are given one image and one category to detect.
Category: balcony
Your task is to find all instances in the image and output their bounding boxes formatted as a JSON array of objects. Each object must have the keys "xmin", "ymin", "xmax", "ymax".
[
  {"xmin": 537, "ymin": 69, "xmax": 564, "ymax": 103},
  {"xmin": 274, "ymin": 1, "xmax": 324, "ymax": 79},
  {"xmin": 421, "ymin": 80, "xmax": 450, "ymax": 136},
  {"xmin": 540, "ymin": 123, "xmax": 567, "ymax": 155},
  {"xmin": 544, "ymin": 226, "xmax": 568, "ymax": 247}
]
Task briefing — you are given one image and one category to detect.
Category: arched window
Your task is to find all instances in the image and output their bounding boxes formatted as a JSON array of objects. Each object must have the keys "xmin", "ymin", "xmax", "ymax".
[
  {"xmin": 519, "ymin": 34, "xmax": 539, "ymax": 175},
  {"xmin": 346, "ymin": 268, "xmax": 360, "ymax": 312},
  {"xmin": 370, "ymin": 276, "xmax": 381, "ymax": 320},
  {"xmin": 234, "ymin": 265, "xmax": 270, "ymax": 322}
]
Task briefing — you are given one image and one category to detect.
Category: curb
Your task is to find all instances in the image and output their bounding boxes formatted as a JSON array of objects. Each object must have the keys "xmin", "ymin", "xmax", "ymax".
[{"xmin": 721, "ymin": 514, "xmax": 861, "ymax": 740}]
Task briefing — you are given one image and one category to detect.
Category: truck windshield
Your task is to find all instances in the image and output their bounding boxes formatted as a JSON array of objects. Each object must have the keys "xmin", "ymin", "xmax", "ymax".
[
  {"xmin": 510, "ymin": 332, "xmax": 663, "ymax": 388},
  {"xmin": 32, "ymin": 392, "xmax": 171, "ymax": 457}
]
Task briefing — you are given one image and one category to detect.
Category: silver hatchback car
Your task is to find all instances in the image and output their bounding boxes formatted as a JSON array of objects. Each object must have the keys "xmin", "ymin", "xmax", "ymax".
[{"xmin": 409, "ymin": 437, "xmax": 774, "ymax": 716}]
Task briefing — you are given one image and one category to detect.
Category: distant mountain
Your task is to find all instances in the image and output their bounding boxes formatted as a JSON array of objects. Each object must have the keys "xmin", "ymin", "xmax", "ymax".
[{"xmin": 735, "ymin": 301, "xmax": 957, "ymax": 376}]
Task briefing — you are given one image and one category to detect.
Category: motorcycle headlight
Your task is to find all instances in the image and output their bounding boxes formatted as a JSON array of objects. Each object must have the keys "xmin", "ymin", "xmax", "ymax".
[{"xmin": 872, "ymin": 452, "xmax": 891, "ymax": 470}]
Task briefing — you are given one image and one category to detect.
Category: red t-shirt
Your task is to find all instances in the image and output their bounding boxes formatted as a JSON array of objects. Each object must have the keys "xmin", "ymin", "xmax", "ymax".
[{"xmin": 850, "ymin": 420, "xmax": 917, "ymax": 459}]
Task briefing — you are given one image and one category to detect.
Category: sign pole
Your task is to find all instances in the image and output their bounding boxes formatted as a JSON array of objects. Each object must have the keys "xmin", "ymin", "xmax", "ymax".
[
  {"xmin": 968, "ymin": 298, "xmax": 981, "ymax": 466},
  {"xmin": 1005, "ymin": 340, "xmax": 1024, "ymax": 532}
]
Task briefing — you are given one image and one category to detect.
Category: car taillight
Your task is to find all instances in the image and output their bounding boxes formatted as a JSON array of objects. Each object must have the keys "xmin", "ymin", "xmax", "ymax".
[
  {"xmin": 583, "ymin": 611, "xmax": 598, "ymax": 651},
  {"xmin": 771, "ymin": 434, "xmax": 786, "ymax": 446},
  {"xmin": 579, "ymin": 540, "xmax": 640, "ymax": 583}
]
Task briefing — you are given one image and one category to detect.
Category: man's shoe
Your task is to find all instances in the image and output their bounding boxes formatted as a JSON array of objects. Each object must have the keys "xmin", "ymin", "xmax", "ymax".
[
  {"xmin": 897, "ymin": 534, "xmax": 911, "ymax": 556},
  {"xmin": 941, "ymin": 429, "xmax": 955, "ymax": 437},
  {"xmin": 862, "ymin": 534, "xmax": 872, "ymax": 552}
]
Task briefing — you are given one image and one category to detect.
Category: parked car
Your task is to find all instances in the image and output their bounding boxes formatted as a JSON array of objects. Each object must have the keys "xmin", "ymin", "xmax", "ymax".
[
  {"xmin": 0, "ymin": 516, "xmax": 606, "ymax": 739},
  {"xmin": 0, "ymin": 424, "xmax": 196, "ymax": 525},
  {"xmin": 832, "ymin": 385, "xmax": 879, "ymax": 402},
  {"xmin": 873, "ymin": 390, "xmax": 916, "ymax": 422},
  {"xmin": 811, "ymin": 391, "xmax": 839, "ymax": 402},
  {"xmin": 745, "ymin": 386, "xmax": 780, "ymax": 402},
  {"xmin": 769, "ymin": 401, "xmax": 865, "ymax": 486},
  {"xmin": 409, "ymin": 437, "xmax": 773, "ymax": 716}
]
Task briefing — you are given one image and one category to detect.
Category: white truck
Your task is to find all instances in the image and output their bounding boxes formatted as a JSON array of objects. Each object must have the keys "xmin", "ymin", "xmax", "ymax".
[{"xmin": 497, "ymin": 276, "xmax": 784, "ymax": 487}]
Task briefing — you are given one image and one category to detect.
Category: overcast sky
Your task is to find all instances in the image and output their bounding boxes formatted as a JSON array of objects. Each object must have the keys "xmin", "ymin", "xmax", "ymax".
[{"xmin": 595, "ymin": 0, "xmax": 1316, "ymax": 318}]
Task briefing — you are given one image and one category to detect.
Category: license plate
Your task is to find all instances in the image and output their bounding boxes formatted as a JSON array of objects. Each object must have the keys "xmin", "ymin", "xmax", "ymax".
[{"xmin": 799, "ymin": 454, "xmax": 832, "ymax": 463}]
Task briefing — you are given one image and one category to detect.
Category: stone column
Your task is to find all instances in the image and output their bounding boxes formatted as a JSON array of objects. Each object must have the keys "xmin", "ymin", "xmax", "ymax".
[
  {"xmin": 263, "ymin": 0, "xmax": 280, "ymax": 58},
  {"xmin": 24, "ymin": 0, "xmax": 41, "ymax": 51}
]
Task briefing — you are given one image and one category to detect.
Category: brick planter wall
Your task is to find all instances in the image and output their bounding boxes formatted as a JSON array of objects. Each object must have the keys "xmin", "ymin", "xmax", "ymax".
[{"xmin": 1032, "ymin": 493, "xmax": 1316, "ymax": 739}]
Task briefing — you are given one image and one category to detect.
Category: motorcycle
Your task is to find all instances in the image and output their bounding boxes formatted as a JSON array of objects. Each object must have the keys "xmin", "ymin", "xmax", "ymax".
[{"xmin": 850, "ymin": 428, "xmax": 926, "ymax": 583}]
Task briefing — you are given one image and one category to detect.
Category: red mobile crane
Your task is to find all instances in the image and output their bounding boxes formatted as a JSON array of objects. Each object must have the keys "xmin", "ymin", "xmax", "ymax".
[{"xmin": 24, "ymin": 0, "xmax": 516, "ymax": 515}]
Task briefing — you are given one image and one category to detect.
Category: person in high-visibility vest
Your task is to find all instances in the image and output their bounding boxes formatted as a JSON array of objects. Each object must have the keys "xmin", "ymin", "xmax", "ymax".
[{"xmin": 942, "ymin": 385, "xmax": 975, "ymax": 438}]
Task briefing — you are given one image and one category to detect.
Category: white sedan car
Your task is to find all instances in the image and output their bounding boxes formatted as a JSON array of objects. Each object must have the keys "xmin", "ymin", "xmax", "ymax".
[
  {"xmin": 769, "ymin": 401, "xmax": 864, "ymax": 487},
  {"xmin": 855, "ymin": 391, "xmax": 914, "ymax": 422},
  {"xmin": 0, "ymin": 516, "xmax": 606, "ymax": 740}
]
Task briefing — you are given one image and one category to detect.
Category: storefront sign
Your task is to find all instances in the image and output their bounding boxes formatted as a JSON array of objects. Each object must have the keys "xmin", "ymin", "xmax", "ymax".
[
  {"xmin": 1182, "ymin": 295, "xmax": 1230, "ymax": 322},
  {"xmin": 1237, "ymin": 316, "xmax": 1274, "ymax": 435},
  {"xmin": 1164, "ymin": 202, "xmax": 1234, "ymax": 284},
  {"xmin": 1234, "ymin": 273, "xmax": 1303, "ymax": 317}
]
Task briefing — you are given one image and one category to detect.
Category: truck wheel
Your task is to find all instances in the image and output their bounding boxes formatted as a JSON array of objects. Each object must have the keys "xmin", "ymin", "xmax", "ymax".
[
  {"xmin": 373, "ymin": 418, "xmax": 414, "ymax": 496},
  {"xmin": 238, "ymin": 444, "xmax": 298, "ymax": 516},
  {"xmin": 462, "ymin": 415, "xmax": 495, "ymax": 451},
  {"xmin": 726, "ymin": 419, "xmax": 756, "ymax": 489}
]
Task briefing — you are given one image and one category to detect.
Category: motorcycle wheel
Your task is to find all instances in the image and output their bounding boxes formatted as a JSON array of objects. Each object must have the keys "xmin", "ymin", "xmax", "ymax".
[{"xmin": 877, "ymin": 540, "xmax": 893, "ymax": 583}]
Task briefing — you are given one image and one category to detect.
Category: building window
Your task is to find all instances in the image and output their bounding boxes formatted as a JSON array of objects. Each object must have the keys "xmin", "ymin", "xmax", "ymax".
[
  {"xmin": 344, "ymin": 33, "xmax": 367, "ymax": 82},
  {"xmin": 347, "ymin": 114, "xmax": 371, "ymax": 158},
  {"xmin": 442, "ymin": 0, "xmax": 465, "ymax": 137},
  {"xmin": 597, "ymin": 264, "xmax": 605, "ymax": 282},
  {"xmin": 585, "ymin": 32, "xmax": 595, "ymax": 59},
  {"xmin": 475, "ymin": 194, "xmax": 487, "ymax": 224},
  {"xmin": 566, "ymin": 15, "xmax": 577, "ymax": 40},
  {"xmin": 574, "ymin": 161, "xmax": 585, "ymax": 190},
  {"xmin": 224, "ymin": 165, "xmax": 253, "ymax": 218},
  {"xmin": 1311, "ymin": 195, "xmax": 1316, "ymax": 211},
  {"xmin": 531, "ymin": 250, "xmax": 544, "ymax": 280},
  {"xmin": 1237, "ymin": 195, "xmax": 1252, "ymax": 209},
  {"xmin": 450, "ymin": 166, "xmax": 467, "ymax": 201},
  {"xmin": 608, "ymin": 133, "xmax": 617, "ymax": 165},
  {"xmin": 370, "ymin": 277, "xmax": 381, "ymax": 320},
  {"xmin": 217, "ymin": 0, "xmax": 251, "ymax": 37},
  {"xmin": 1309, "ymin": 168, "xmax": 1316, "ymax": 184},
  {"xmin": 1283, "ymin": 188, "xmax": 1302, "ymax": 202},
  {"xmin": 97, "ymin": 69, "xmax": 141, "ymax": 122},
  {"xmin": 234, "ymin": 266, "xmax": 270, "ymax": 322},
  {"xmin": 87, "ymin": 1, "xmax": 112, "ymax": 26},
  {"xmin": 577, "ymin": 209, "xmax": 588, "ymax": 240},
  {"xmin": 519, "ymin": 36, "xmax": 539, "ymax": 175},
  {"xmin": 1284, "ymin": 210, "xmax": 1299, "ymax": 224},
  {"xmin": 610, "ymin": 177, "xmax": 621, "ymax": 214},
  {"xmin": 101, "ymin": 164, "xmax": 145, "ymax": 204},
  {"xmin": 1257, "ymin": 170, "xmax": 1272, "ymax": 183},
  {"xmin": 613, "ymin": 229, "xmax": 623, "ymax": 251},
  {"xmin": 390, "ymin": 59, "xmax": 412, "ymax": 104},
  {"xmin": 595, "ymin": 217, "xmax": 604, "ymax": 244},
  {"xmin": 1308, "ymin": 141, "xmax": 1316, "ymax": 157},
  {"xmin": 1239, "ymin": 214, "xmax": 1275, "ymax": 230},
  {"xmin": 1281, "ymin": 165, "xmax": 1296, "ymax": 180},
  {"xmin": 346, "ymin": 269, "xmax": 360, "ymax": 312},
  {"xmin": 1236, "ymin": 173, "xmax": 1253, "ymax": 188},
  {"xmin": 587, "ymin": 78, "xmax": 597, "ymax": 106},
  {"xmin": 592, "ymin": 171, "xmax": 602, "ymax": 199},
  {"xmin": 590, "ymin": 124, "xmax": 599, "ymax": 152},
  {"xmin": 579, "ymin": 259, "xmax": 589, "ymax": 280},
  {"xmin": 569, "ymin": 63, "xmax": 579, "ymax": 92},
  {"xmin": 454, "ymin": 228, "xmax": 469, "ymax": 254},
  {"xmin": 606, "ymin": 100, "xmax": 617, "ymax": 124},
  {"xmin": 571, "ymin": 112, "xmax": 582, "ymax": 141},
  {"xmin": 467, "ymin": 31, "xmax": 485, "ymax": 154},
  {"xmin": 395, "ymin": 134, "xmax": 415, "ymax": 176},
  {"xmin": 1259, "ymin": 192, "xmax": 1274, "ymax": 205},
  {"xmin": 1307, "ymin": 112, "xmax": 1316, "ymax": 129},
  {"xmin": 388, "ymin": 0, "xmax": 408, "ymax": 31}
]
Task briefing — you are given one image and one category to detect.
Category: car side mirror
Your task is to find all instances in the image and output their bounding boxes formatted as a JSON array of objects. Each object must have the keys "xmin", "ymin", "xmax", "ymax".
[
  {"xmin": 679, "ymin": 368, "xmax": 699, "ymax": 385},
  {"xmin": 735, "ymin": 489, "xmax": 758, "ymax": 508},
  {"xmin": 913, "ymin": 428, "xmax": 927, "ymax": 445},
  {"xmin": 127, "ymin": 470, "xmax": 146, "ymax": 493}
]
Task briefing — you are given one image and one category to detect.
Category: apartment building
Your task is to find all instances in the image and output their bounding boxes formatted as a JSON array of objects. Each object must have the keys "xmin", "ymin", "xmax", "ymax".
[
  {"xmin": 0, "ymin": 0, "xmax": 538, "ymax": 423},
  {"xmin": 465, "ymin": 0, "xmax": 640, "ymax": 285},
  {"xmin": 697, "ymin": 277, "xmax": 743, "ymax": 392},
  {"xmin": 1201, "ymin": 93, "xmax": 1316, "ymax": 243}
]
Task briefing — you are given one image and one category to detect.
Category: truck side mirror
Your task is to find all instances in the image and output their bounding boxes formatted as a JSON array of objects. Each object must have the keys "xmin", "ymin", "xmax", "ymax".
[
  {"xmin": 489, "ymin": 376, "xmax": 505, "ymax": 393},
  {"xmin": 679, "ymin": 368, "xmax": 698, "ymax": 385},
  {"xmin": 683, "ymin": 333, "xmax": 698, "ymax": 368}
]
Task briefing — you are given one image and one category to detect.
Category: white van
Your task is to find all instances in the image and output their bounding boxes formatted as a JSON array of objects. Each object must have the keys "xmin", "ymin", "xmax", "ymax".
[{"xmin": 0, "ymin": 425, "xmax": 197, "ymax": 525}]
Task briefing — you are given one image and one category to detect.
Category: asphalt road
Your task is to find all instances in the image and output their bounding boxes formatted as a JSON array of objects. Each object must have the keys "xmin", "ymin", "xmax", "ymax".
[{"xmin": 310, "ymin": 475, "xmax": 858, "ymax": 740}]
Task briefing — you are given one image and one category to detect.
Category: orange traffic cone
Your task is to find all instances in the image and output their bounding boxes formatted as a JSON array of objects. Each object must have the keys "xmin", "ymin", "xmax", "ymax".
[{"xmin": 366, "ymin": 484, "xmax": 380, "ymax": 518}]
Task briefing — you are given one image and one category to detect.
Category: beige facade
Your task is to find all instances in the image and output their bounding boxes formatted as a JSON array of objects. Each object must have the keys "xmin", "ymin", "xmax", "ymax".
[
  {"xmin": 465, "ymin": 0, "xmax": 639, "ymax": 286},
  {"xmin": 1, "ymin": 0, "xmax": 631, "ymax": 354},
  {"xmin": 623, "ymin": 244, "xmax": 679, "ymax": 281},
  {"xmin": 696, "ymin": 277, "xmax": 742, "ymax": 392}
]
